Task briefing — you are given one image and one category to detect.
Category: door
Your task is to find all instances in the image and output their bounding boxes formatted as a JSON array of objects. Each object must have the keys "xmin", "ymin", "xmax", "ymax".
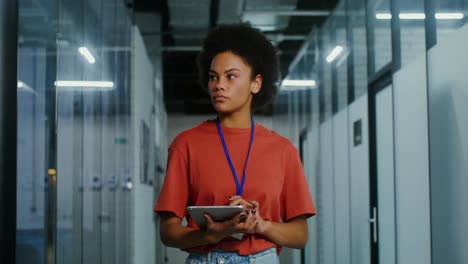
[{"xmin": 368, "ymin": 76, "xmax": 396, "ymax": 264}]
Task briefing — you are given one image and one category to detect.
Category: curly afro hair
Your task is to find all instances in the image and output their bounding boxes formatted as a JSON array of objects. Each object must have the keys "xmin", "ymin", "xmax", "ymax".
[{"xmin": 196, "ymin": 23, "xmax": 281, "ymax": 111}]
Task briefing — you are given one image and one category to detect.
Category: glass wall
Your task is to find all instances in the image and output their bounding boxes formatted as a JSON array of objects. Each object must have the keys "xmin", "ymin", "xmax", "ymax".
[
  {"xmin": 349, "ymin": 0, "xmax": 368, "ymax": 98},
  {"xmin": 332, "ymin": 2, "xmax": 348, "ymax": 112},
  {"xmin": 17, "ymin": 0, "xmax": 134, "ymax": 263},
  {"xmin": 319, "ymin": 20, "xmax": 333, "ymax": 123},
  {"xmin": 432, "ymin": 0, "xmax": 468, "ymax": 40},
  {"xmin": 273, "ymin": 0, "xmax": 468, "ymax": 263},
  {"xmin": 17, "ymin": 0, "xmax": 57, "ymax": 262},
  {"xmin": 398, "ymin": 0, "xmax": 426, "ymax": 67},
  {"xmin": 367, "ymin": 0, "xmax": 392, "ymax": 73}
]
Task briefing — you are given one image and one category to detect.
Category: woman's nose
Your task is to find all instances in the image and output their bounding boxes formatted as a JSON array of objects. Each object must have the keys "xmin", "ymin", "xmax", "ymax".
[{"xmin": 213, "ymin": 79, "xmax": 225, "ymax": 91}]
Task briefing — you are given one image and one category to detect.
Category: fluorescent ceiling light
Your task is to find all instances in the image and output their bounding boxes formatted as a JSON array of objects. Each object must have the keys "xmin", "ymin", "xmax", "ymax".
[
  {"xmin": 282, "ymin": 79, "xmax": 316, "ymax": 86},
  {"xmin": 55, "ymin": 81, "xmax": 114, "ymax": 87},
  {"xmin": 54, "ymin": 81, "xmax": 114, "ymax": 92},
  {"xmin": 326, "ymin": 46, "xmax": 343, "ymax": 63},
  {"xmin": 399, "ymin": 13, "xmax": 426, "ymax": 19},
  {"xmin": 435, "ymin": 13, "xmax": 464, "ymax": 19},
  {"xmin": 282, "ymin": 86, "xmax": 315, "ymax": 91},
  {"xmin": 78, "ymin": 47, "xmax": 96, "ymax": 64},
  {"xmin": 54, "ymin": 81, "xmax": 114, "ymax": 91},
  {"xmin": 376, "ymin": 13, "xmax": 392, "ymax": 19},
  {"xmin": 376, "ymin": 12, "xmax": 464, "ymax": 20}
]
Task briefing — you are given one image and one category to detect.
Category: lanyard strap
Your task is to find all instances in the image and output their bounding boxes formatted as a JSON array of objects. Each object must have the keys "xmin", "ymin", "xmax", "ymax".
[{"xmin": 216, "ymin": 117, "xmax": 255, "ymax": 196}]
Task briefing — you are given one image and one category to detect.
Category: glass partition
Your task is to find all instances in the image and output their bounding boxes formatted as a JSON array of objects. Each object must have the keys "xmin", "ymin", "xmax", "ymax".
[
  {"xmin": 332, "ymin": 2, "xmax": 349, "ymax": 112},
  {"xmin": 319, "ymin": 20, "xmax": 333, "ymax": 122},
  {"xmin": 17, "ymin": 0, "xmax": 133, "ymax": 263},
  {"xmin": 432, "ymin": 0, "xmax": 468, "ymax": 40},
  {"xmin": 349, "ymin": 0, "xmax": 368, "ymax": 99},
  {"xmin": 17, "ymin": 0, "xmax": 58, "ymax": 263},
  {"xmin": 367, "ymin": 0, "xmax": 392, "ymax": 73},
  {"xmin": 398, "ymin": 0, "xmax": 426, "ymax": 67}
]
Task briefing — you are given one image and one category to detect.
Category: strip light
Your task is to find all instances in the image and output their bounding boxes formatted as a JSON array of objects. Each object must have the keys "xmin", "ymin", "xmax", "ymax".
[
  {"xmin": 282, "ymin": 80, "xmax": 316, "ymax": 86},
  {"xmin": 54, "ymin": 81, "xmax": 114, "ymax": 91},
  {"xmin": 282, "ymin": 86, "xmax": 315, "ymax": 91},
  {"xmin": 326, "ymin": 46, "xmax": 343, "ymax": 63},
  {"xmin": 376, "ymin": 12, "xmax": 464, "ymax": 20},
  {"xmin": 55, "ymin": 81, "xmax": 114, "ymax": 87},
  {"xmin": 400, "ymin": 13, "xmax": 426, "ymax": 19},
  {"xmin": 78, "ymin": 47, "xmax": 96, "ymax": 64},
  {"xmin": 435, "ymin": 13, "xmax": 464, "ymax": 19},
  {"xmin": 376, "ymin": 13, "xmax": 392, "ymax": 19}
]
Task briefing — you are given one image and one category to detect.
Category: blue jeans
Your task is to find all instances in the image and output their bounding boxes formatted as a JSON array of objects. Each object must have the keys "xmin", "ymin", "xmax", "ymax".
[{"xmin": 185, "ymin": 247, "xmax": 279, "ymax": 264}]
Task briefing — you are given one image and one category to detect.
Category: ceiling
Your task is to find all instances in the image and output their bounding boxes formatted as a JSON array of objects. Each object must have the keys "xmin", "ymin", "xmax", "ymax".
[{"xmin": 131, "ymin": 0, "xmax": 337, "ymax": 115}]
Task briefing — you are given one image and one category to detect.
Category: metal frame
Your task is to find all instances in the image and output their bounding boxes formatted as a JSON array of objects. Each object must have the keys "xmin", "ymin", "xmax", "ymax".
[
  {"xmin": 367, "ymin": 65, "xmax": 393, "ymax": 264},
  {"xmin": 0, "ymin": 0, "xmax": 18, "ymax": 262}
]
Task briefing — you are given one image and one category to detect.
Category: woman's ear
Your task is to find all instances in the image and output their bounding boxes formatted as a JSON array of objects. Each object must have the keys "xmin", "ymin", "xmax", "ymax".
[{"xmin": 251, "ymin": 74, "xmax": 263, "ymax": 94}]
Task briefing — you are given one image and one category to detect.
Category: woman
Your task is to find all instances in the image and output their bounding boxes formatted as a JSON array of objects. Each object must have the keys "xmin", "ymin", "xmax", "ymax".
[{"xmin": 154, "ymin": 23, "xmax": 316, "ymax": 264}]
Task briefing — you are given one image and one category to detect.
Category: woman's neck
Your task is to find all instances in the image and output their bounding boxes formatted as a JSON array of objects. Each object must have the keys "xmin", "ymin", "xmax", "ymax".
[{"xmin": 218, "ymin": 112, "xmax": 252, "ymax": 128}]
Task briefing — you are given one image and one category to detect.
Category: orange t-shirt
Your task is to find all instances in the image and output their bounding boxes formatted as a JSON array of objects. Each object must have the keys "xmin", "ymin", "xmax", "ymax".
[{"xmin": 154, "ymin": 120, "xmax": 316, "ymax": 256}]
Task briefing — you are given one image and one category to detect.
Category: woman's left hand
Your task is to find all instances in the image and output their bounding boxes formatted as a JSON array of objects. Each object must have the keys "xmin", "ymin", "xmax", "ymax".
[
  {"xmin": 248, "ymin": 199, "xmax": 271, "ymax": 235},
  {"xmin": 227, "ymin": 196, "xmax": 268, "ymax": 234},
  {"xmin": 227, "ymin": 195, "xmax": 255, "ymax": 210}
]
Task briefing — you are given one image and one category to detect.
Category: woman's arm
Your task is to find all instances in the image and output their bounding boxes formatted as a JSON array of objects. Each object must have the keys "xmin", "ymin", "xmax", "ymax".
[
  {"xmin": 247, "ymin": 199, "xmax": 309, "ymax": 248},
  {"xmin": 159, "ymin": 211, "xmax": 257, "ymax": 249},
  {"xmin": 255, "ymin": 215, "xmax": 308, "ymax": 249},
  {"xmin": 229, "ymin": 196, "xmax": 309, "ymax": 247}
]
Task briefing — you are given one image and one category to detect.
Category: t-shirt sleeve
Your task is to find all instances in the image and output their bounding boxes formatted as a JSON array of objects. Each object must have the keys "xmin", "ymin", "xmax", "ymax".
[
  {"xmin": 154, "ymin": 137, "xmax": 189, "ymax": 219},
  {"xmin": 281, "ymin": 143, "xmax": 316, "ymax": 221}
]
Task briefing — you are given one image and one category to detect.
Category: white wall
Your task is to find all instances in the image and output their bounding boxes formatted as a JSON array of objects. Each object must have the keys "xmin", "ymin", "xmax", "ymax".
[
  {"xmin": 375, "ymin": 85, "xmax": 396, "ymax": 264},
  {"xmin": 427, "ymin": 23, "xmax": 468, "ymax": 264},
  {"xmin": 131, "ymin": 26, "xmax": 156, "ymax": 264},
  {"xmin": 318, "ymin": 119, "xmax": 335, "ymax": 264},
  {"xmin": 348, "ymin": 94, "xmax": 370, "ymax": 264},
  {"xmin": 303, "ymin": 129, "xmax": 319, "ymax": 264},
  {"xmin": 393, "ymin": 53, "xmax": 431, "ymax": 264},
  {"xmin": 333, "ymin": 109, "xmax": 351, "ymax": 264}
]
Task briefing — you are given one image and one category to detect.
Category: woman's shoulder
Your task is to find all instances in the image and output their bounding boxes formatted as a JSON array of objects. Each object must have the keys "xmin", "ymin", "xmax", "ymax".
[
  {"xmin": 255, "ymin": 123, "xmax": 296, "ymax": 148},
  {"xmin": 169, "ymin": 120, "xmax": 216, "ymax": 148}
]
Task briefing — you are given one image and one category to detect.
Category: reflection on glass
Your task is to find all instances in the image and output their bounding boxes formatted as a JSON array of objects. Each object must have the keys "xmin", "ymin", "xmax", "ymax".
[
  {"xmin": 332, "ymin": 1, "xmax": 348, "ymax": 112},
  {"xmin": 349, "ymin": 0, "xmax": 368, "ymax": 99},
  {"xmin": 433, "ymin": 0, "xmax": 468, "ymax": 41},
  {"xmin": 320, "ymin": 20, "xmax": 333, "ymax": 122},
  {"xmin": 398, "ymin": 0, "xmax": 426, "ymax": 67},
  {"xmin": 368, "ymin": 0, "xmax": 392, "ymax": 73},
  {"xmin": 17, "ymin": 0, "xmax": 133, "ymax": 263},
  {"xmin": 16, "ymin": 0, "xmax": 57, "ymax": 262}
]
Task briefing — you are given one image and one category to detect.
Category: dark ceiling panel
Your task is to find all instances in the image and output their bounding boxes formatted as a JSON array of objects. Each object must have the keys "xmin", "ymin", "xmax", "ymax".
[{"xmin": 133, "ymin": 0, "xmax": 338, "ymax": 115}]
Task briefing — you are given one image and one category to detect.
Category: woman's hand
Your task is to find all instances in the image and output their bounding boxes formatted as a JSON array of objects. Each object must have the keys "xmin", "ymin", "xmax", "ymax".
[
  {"xmin": 226, "ymin": 197, "xmax": 271, "ymax": 235},
  {"xmin": 227, "ymin": 195, "xmax": 255, "ymax": 210},
  {"xmin": 248, "ymin": 199, "xmax": 271, "ymax": 235},
  {"xmin": 203, "ymin": 209, "xmax": 257, "ymax": 243}
]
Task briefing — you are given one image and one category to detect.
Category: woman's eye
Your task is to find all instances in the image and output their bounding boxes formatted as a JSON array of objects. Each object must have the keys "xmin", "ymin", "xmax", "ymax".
[
  {"xmin": 227, "ymin": 74, "xmax": 236, "ymax": 79},
  {"xmin": 208, "ymin": 75, "xmax": 217, "ymax": 80}
]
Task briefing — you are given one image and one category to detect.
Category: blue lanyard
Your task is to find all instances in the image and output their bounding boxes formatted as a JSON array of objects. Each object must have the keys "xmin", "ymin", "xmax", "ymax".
[{"xmin": 216, "ymin": 117, "xmax": 255, "ymax": 196}]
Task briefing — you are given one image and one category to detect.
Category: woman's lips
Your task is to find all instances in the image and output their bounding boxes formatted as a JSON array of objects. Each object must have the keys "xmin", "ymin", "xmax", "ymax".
[{"xmin": 213, "ymin": 95, "xmax": 228, "ymax": 102}]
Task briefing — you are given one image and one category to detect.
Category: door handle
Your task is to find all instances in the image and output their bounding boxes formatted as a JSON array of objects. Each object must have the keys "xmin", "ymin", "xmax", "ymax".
[{"xmin": 369, "ymin": 206, "xmax": 378, "ymax": 243}]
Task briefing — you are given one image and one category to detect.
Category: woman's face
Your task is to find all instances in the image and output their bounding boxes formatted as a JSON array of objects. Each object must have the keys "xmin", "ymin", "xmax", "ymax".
[{"xmin": 208, "ymin": 51, "xmax": 262, "ymax": 115}]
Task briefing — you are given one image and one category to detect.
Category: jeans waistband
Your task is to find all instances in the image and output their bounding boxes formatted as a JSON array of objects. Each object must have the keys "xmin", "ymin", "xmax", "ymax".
[{"xmin": 188, "ymin": 247, "xmax": 276, "ymax": 262}]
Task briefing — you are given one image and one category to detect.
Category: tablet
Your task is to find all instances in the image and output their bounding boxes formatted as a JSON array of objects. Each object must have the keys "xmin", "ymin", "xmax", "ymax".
[{"xmin": 186, "ymin": 205, "xmax": 246, "ymax": 228}]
